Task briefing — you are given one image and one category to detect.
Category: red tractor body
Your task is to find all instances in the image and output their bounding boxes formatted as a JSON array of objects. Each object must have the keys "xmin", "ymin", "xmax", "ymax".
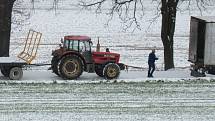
[
  {"xmin": 51, "ymin": 35, "xmax": 124, "ymax": 80},
  {"xmin": 92, "ymin": 52, "xmax": 120, "ymax": 64}
]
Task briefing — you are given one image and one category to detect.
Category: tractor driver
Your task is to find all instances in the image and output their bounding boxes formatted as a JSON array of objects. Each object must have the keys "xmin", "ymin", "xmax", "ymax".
[{"xmin": 106, "ymin": 48, "xmax": 110, "ymax": 52}]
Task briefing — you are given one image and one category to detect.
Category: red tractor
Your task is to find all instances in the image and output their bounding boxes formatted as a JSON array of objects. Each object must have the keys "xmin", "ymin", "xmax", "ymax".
[{"xmin": 51, "ymin": 35, "xmax": 125, "ymax": 80}]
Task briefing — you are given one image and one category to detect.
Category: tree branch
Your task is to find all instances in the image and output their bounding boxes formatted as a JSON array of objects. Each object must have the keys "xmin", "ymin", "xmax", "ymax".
[{"xmin": 79, "ymin": 0, "xmax": 143, "ymax": 31}]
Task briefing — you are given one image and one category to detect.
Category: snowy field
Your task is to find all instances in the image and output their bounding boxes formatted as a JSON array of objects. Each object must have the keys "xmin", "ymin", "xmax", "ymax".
[
  {"xmin": 1, "ymin": 70, "xmax": 215, "ymax": 121},
  {"xmin": 1, "ymin": 0, "xmax": 215, "ymax": 120},
  {"xmin": 0, "ymin": 69, "xmax": 215, "ymax": 121}
]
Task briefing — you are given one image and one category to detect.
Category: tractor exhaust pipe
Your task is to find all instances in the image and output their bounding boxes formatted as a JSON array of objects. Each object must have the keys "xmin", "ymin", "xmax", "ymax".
[{"xmin": 96, "ymin": 37, "xmax": 100, "ymax": 52}]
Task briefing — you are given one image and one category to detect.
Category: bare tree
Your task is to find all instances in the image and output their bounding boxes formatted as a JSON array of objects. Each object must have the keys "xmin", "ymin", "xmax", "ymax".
[
  {"xmin": 80, "ymin": 0, "xmax": 214, "ymax": 70},
  {"xmin": 79, "ymin": 0, "xmax": 145, "ymax": 31},
  {"xmin": 0, "ymin": 0, "xmax": 32, "ymax": 57}
]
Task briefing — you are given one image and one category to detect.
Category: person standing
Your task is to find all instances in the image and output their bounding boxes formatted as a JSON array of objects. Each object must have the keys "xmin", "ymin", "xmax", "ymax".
[{"xmin": 148, "ymin": 49, "xmax": 158, "ymax": 77}]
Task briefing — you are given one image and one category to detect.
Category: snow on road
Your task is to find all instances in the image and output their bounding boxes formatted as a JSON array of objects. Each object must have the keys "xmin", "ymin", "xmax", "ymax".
[{"xmin": 1, "ymin": 68, "xmax": 215, "ymax": 83}]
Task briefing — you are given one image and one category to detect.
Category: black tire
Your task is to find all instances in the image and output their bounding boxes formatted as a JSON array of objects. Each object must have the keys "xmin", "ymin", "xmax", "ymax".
[
  {"xmin": 9, "ymin": 67, "xmax": 23, "ymax": 80},
  {"xmin": 1, "ymin": 67, "xmax": 10, "ymax": 77},
  {"xmin": 59, "ymin": 55, "xmax": 83, "ymax": 79},
  {"xmin": 51, "ymin": 56, "xmax": 59, "ymax": 75},
  {"xmin": 95, "ymin": 65, "xmax": 104, "ymax": 77},
  {"xmin": 103, "ymin": 63, "xmax": 120, "ymax": 80}
]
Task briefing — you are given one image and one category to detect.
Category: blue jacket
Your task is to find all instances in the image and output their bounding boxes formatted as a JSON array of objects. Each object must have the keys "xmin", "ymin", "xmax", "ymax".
[{"xmin": 148, "ymin": 52, "xmax": 158, "ymax": 65}]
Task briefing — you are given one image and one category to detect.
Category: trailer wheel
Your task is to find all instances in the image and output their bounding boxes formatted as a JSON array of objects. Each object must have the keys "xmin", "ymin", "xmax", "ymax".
[
  {"xmin": 103, "ymin": 63, "xmax": 120, "ymax": 80},
  {"xmin": 59, "ymin": 55, "xmax": 83, "ymax": 79},
  {"xmin": 1, "ymin": 67, "xmax": 10, "ymax": 77},
  {"xmin": 95, "ymin": 65, "xmax": 104, "ymax": 77},
  {"xmin": 9, "ymin": 67, "xmax": 23, "ymax": 80},
  {"xmin": 51, "ymin": 56, "xmax": 59, "ymax": 75}
]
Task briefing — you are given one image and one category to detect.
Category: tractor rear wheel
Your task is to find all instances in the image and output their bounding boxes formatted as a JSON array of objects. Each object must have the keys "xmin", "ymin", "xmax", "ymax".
[
  {"xmin": 51, "ymin": 56, "xmax": 59, "ymax": 76},
  {"xmin": 59, "ymin": 55, "xmax": 83, "ymax": 79},
  {"xmin": 95, "ymin": 65, "xmax": 104, "ymax": 77},
  {"xmin": 1, "ymin": 67, "xmax": 10, "ymax": 77},
  {"xmin": 103, "ymin": 63, "xmax": 120, "ymax": 80}
]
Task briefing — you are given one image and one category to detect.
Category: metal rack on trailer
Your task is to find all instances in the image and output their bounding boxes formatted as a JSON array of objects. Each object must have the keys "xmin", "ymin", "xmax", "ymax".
[{"xmin": 0, "ymin": 30, "xmax": 44, "ymax": 80}]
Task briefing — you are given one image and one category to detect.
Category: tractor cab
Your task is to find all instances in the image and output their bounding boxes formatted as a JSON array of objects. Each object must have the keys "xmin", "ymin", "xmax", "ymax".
[
  {"xmin": 63, "ymin": 36, "xmax": 93, "ymax": 64},
  {"xmin": 62, "ymin": 36, "xmax": 92, "ymax": 53},
  {"xmin": 52, "ymin": 36, "xmax": 93, "ymax": 64}
]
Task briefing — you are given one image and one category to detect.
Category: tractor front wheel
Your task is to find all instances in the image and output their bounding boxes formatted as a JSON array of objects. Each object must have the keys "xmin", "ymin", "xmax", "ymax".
[
  {"xmin": 59, "ymin": 55, "xmax": 83, "ymax": 79},
  {"xmin": 103, "ymin": 63, "xmax": 120, "ymax": 80}
]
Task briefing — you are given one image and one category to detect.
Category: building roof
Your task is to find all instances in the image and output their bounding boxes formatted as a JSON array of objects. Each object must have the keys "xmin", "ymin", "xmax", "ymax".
[
  {"xmin": 192, "ymin": 16, "xmax": 215, "ymax": 23},
  {"xmin": 64, "ymin": 35, "xmax": 91, "ymax": 41}
]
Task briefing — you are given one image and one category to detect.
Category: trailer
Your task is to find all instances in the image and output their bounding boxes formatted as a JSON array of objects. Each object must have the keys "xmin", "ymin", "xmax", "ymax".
[
  {"xmin": 189, "ymin": 16, "xmax": 215, "ymax": 77},
  {"xmin": 0, "ymin": 30, "xmax": 43, "ymax": 80}
]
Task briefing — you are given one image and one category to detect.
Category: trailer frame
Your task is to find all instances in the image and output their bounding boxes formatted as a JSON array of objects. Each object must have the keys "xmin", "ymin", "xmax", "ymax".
[{"xmin": 0, "ymin": 57, "xmax": 50, "ymax": 80}]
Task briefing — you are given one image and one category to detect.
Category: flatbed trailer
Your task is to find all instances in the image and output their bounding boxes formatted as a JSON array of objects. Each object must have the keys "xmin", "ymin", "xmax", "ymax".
[
  {"xmin": 0, "ymin": 57, "xmax": 51, "ymax": 80},
  {"xmin": 0, "ymin": 57, "xmax": 28, "ymax": 80}
]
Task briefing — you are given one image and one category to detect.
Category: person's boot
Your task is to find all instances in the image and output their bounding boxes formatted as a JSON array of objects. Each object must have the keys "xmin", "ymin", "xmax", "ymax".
[{"xmin": 149, "ymin": 74, "xmax": 153, "ymax": 77}]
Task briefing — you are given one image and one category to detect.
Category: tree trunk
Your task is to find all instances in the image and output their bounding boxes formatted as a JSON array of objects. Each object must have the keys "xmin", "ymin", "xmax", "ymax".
[
  {"xmin": 0, "ymin": 0, "xmax": 16, "ymax": 57},
  {"xmin": 161, "ymin": 0, "xmax": 178, "ymax": 70}
]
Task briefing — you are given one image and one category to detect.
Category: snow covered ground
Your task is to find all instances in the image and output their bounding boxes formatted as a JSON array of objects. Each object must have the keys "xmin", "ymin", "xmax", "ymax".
[
  {"xmin": 1, "ymin": 1, "xmax": 215, "ymax": 120},
  {"xmin": 1, "ymin": 69, "xmax": 215, "ymax": 83},
  {"xmin": 0, "ymin": 70, "xmax": 215, "ymax": 121}
]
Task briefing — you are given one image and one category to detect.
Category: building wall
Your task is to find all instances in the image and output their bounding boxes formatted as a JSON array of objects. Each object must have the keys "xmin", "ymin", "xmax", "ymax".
[{"xmin": 204, "ymin": 23, "xmax": 215, "ymax": 65}]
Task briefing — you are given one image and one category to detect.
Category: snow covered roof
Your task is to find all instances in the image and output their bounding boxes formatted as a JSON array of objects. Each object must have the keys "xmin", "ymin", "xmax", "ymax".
[
  {"xmin": 192, "ymin": 16, "xmax": 215, "ymax": 23},
  {"xmin": 64, "ymin": 35, "xmax": 91, "ymax": 41}
]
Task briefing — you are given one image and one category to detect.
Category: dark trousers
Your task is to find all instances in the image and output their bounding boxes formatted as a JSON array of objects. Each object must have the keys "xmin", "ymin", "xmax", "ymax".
[{"xmin": 148, "ymin": 63, "xmax": 155, "ymax": 77}]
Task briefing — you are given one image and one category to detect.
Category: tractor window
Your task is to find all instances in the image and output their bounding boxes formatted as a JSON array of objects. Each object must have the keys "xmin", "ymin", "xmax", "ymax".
[
  {"xmin": 85, "ymin": 42, "xmax": 91, "ymax": 51},
  {"xmin": 64, "ymin": 40, "xmax": 69, "ymax": 49},
  {"xmin": 69, "ymin": 41, "xmax": 74, "ymax": 50},
  {"xmin": 79, "ymin": 41, "xmax": 85, "ymax": 52},
  {"xmin": 72, "ymin": 40, "xmax": 79, "ymax": 51}
]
